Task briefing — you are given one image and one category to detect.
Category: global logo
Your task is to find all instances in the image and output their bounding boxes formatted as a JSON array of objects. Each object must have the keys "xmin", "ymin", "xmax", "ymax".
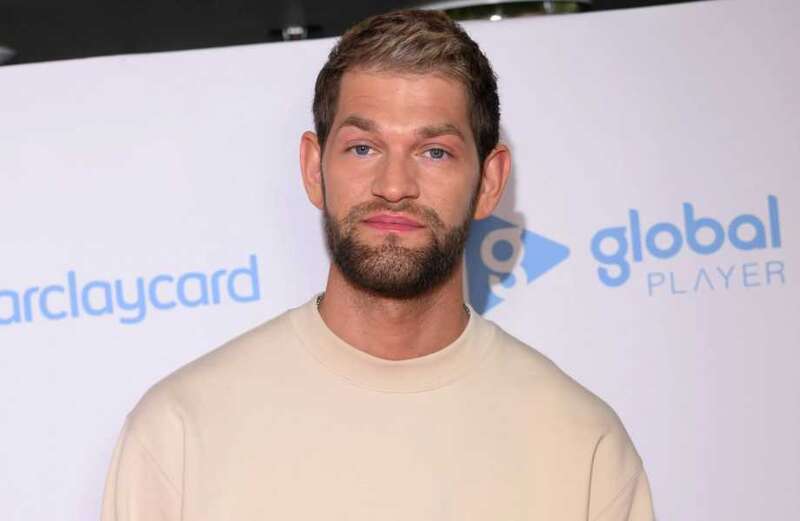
[
  {"xmin": 465, "ymin": 215, "xmax": 570, "ymax": 314},
  {"xmin": 590, "ymin": 195, "xmax": 785, "ymax": 295}
]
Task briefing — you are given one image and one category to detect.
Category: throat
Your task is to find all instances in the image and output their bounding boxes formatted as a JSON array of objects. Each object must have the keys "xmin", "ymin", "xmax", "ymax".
[{"xmin": 316, "ymin": 289, "xmax": 470, "ymax": 361}]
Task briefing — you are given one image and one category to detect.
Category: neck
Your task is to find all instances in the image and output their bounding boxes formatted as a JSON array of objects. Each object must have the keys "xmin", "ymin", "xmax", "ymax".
[{"xmin": 317, "ymin": 262, "xmax": 470, "ymax": 361}]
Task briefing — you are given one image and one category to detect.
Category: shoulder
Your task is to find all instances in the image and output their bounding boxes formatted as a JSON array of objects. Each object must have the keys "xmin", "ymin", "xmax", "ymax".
[
  {"xmin": 127, "ymin": 305, "xmax": 301, "ymax": 428},
  {"xmin": 483, "ymin": 320, "xmax": 647, "ymax": 506},
  {"xmin": 483, "ymin": 318, "xmax": 631, "ymax": 436}
]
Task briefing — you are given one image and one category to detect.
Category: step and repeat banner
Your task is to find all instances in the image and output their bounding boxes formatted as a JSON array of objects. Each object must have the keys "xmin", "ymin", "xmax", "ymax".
[{"xmin": 1, "ymin": 0, "xmax": 798, "ymax": 519}]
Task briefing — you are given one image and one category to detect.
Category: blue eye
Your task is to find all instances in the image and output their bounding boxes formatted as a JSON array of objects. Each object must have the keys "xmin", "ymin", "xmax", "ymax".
[
  {"xmin": 425, "ymin": 148, "xmax": 449, "ymax": 160},
  {"xmin": 352, "ymin": 144, "xmax": 372, "ymax": 156}
]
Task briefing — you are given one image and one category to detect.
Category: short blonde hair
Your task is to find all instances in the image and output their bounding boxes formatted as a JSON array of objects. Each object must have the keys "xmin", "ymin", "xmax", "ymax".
[{"xmin": 312, "ymin": 10, "xmax": 500, "ymax": 163}]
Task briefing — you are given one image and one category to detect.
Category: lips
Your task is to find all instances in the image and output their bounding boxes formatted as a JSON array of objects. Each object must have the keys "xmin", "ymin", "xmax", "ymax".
[{"xmin": 362, "ymin": 213, "xmax": 425, "ymax": 232}]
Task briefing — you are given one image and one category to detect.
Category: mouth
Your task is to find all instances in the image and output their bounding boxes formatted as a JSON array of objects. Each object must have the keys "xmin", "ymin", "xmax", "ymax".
[{"xmin": 362, "ymin": 213, "xmax": 426, "ymax": 233}]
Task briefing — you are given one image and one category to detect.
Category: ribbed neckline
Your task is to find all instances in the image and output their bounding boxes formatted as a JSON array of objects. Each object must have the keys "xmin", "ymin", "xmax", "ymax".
[{"xmin": 289, "ymin": 295, "xmax": 496, "ymax": 393}]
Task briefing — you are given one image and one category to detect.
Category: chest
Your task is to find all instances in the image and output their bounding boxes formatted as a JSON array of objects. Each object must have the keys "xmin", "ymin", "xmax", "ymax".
[{"xmin": 180, "ymin": 390, "xmax": 595, "ymax": 521}]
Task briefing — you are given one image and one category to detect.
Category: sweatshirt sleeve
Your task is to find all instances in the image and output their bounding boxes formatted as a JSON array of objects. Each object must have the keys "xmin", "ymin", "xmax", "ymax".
[
  {"xmin": 101, "ymin": 389, "xmax": 185, "ymax": 521},
  {"xmin": 588, "ymin": 421, "xmax": 655, "ymax": 521}
]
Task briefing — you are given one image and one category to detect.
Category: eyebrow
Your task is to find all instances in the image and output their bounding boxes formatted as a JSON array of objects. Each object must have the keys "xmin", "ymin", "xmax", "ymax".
[
  {"xmin": 416, "ymin": 123, "xmax": 465, "ymax": 142},
  {"xmin": 336, "ymin": 116, "xmax": 466, "ymax": 143},
  {"xmin": 337, "ymin": 115, "xmax": 378, "ymax": 134}
]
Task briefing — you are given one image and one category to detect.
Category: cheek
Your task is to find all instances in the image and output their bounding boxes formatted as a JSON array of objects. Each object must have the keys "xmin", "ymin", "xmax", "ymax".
[
  {"xmin": 321, "ymin": 182, "xmax": 370, "ymax": 227},
  {"xmin": 321, "ymin": 164, "xmax": 368, "ymax": 208},
  {"xmin": 425, "ymin": 179, "xmax": 478, "ymax": 222}
]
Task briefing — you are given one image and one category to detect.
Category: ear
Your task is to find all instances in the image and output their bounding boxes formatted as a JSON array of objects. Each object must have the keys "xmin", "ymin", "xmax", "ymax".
[
  {"xmin": 300, "ymin": 131, "xmax": 324, "ymax": 210},
  {"xmin": 473, "ymin": 144, "xmax": 511, "ymax": 220}
]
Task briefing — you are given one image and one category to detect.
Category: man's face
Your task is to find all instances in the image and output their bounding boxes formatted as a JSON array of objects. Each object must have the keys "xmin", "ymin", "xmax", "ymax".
[{"xmin": 320, "ymin": 69, "xmax": 483, "ymax": 299}]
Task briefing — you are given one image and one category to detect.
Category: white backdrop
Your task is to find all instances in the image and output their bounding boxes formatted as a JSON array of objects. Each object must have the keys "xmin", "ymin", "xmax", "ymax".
[{"xmin": 1, "ymin": 0, "xmax": 798, "ymax": 519}]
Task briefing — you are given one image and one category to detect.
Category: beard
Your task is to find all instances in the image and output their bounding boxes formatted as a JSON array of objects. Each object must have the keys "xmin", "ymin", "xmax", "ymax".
[{"xmin": 323, "ymin": 190, "xmax": 479, "ymax": 300}]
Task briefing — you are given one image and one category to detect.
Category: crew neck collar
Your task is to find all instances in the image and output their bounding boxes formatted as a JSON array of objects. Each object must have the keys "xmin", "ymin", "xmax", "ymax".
[{"xmin": 289, "ymin": 295, "xmax": 496, "ymax": 393}]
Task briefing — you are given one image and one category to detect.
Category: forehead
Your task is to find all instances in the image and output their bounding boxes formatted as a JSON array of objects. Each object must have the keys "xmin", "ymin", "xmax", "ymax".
[{"xmin": 334, "ymin": 69, "xmax": 471, "ymax": 130}]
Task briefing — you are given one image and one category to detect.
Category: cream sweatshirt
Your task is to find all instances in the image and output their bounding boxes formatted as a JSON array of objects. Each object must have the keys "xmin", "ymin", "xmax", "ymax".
[{"xmin": 101, "ymin": 297, "xmax": 654, "ymax": 521}]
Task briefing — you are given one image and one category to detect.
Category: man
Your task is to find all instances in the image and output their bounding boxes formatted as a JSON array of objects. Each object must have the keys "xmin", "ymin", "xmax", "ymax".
[{"xmin": 102, "ymin": 10, "xmax": 654, "ymax": 521}]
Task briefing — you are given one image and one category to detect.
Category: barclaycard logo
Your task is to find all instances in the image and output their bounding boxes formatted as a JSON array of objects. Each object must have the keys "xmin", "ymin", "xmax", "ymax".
[
  {"xmin": 465, "ymin": 215, "xmax": 570, "ymax": 314},
  {"xmin": 0, "ymin": 255, "xmax": 262, "ymax": 326},
  {"xmin": 590, "ymin": 195, "xmax": 786, "ymax": 294}
]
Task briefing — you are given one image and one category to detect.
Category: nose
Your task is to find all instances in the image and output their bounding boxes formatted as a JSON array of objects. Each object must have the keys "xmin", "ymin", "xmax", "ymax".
[{"xmin": 370, "ymin": 152, "xmax": 420, "ymax": 203}]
